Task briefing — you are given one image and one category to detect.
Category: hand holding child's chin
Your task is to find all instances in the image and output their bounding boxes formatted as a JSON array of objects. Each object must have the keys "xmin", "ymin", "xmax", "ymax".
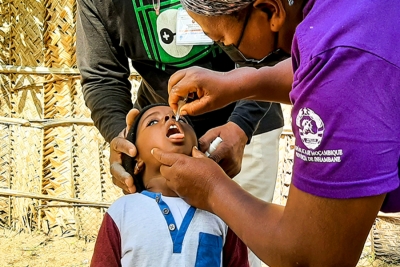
[
  {"xmin": 109, "ymin": 109, "xmax": 140, "ymax": 194},
  {"xmin": 151, "ymin": 146, "xmax": 229, "ymax": 211}
]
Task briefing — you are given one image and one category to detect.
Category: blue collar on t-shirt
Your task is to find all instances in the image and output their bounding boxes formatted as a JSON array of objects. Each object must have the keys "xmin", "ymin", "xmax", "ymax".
[{"xmin": 141, "ymin": 190, "xmax": 196, "ymax": 253}]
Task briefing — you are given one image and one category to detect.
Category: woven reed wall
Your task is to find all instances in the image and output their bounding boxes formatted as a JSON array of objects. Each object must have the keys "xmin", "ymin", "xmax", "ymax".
[
  {"xmin": 1, "ymin": 3, "xmax": 399, "ymax": 263},
  {"xmin": 0, "ymin": 0, "xmax": 140, "ymax": 240}
]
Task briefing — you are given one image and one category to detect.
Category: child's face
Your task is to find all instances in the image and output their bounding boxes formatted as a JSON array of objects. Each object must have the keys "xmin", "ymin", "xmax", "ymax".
[{"xmin": 135, "ymin": 106, "xmax": 198, "ymax": 169}]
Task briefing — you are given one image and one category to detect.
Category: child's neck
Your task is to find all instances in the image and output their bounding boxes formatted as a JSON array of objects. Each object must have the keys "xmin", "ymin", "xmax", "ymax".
[{"xmin": 142, "ymin": 171, "xmax": 178, "ymax": 197}]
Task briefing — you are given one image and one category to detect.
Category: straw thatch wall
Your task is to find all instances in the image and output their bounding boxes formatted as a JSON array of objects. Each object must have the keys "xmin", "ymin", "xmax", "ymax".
[
  {"xmin": 1, "ymin": 2, "xmax": 399, "ymax": 264},
  {"xmin": 0, "ymin": 0, "xmax": 141, "ymax": 240}
]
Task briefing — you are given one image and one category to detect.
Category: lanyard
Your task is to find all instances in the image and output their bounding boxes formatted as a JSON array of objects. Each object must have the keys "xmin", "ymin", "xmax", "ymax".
[{"xmin": 153, "ymin": 0, "xmax": 160, "ymax": 15}]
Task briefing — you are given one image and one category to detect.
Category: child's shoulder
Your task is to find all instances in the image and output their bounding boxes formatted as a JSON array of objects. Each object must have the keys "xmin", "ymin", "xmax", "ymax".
[{"xmin": 107, "ymin": 193, "xmax": 153, "ymax": 213}]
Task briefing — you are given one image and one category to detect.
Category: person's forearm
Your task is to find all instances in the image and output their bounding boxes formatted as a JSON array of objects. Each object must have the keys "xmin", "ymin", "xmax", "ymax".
[
  {"xmin": 77, "ymin": 0, "xmax": 132, "ymax": 142},
  {"xmin": 225, "ymin": 58, "xmax": 293, "ymax": 105},
  {"xmin": 207, "ymin": 173, "xmax": 383, "ymax": 267},
  {"xmin": 208, "ymin": 176, "xmax": 285, "ymax": 266},
  {"xmin": 83, "ymin": 82, "xmax": 132, "ymax": 142}
]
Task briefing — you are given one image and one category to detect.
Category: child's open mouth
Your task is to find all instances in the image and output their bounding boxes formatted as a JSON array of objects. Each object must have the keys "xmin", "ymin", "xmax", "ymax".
[{"xmin": 166, "ymin": 124, "xmax": 185, "ymax": 140}]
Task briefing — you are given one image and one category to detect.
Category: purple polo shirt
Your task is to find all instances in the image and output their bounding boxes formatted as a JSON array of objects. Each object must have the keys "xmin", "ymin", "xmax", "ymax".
[{"xmin": 289, "ymin": 0, "xmax": 400, "ymax": 212}]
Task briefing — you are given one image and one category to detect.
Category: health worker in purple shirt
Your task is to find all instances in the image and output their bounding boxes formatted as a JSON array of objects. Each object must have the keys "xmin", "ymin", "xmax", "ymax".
[{"xmin": 152, "ymin": 0, "xmax": 400, "ymax": 266}]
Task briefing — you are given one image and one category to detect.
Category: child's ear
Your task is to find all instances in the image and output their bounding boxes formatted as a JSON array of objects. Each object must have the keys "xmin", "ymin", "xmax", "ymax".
[{"xmin": 134, "ymin": 160, "xmax": 145, "ymax": 175}]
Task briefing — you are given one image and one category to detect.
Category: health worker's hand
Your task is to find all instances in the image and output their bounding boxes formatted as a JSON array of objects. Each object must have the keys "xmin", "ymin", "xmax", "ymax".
[
  {"xmin": 199, "ymin": 122, "xmax": 247, "ymax": 178},
  {"xmin": 151, "ymin": 146, "xmax": 231, "ymax": 211},
  {"xmin": 109, "ymin": 109, "xmax": 140, "ymax": 194},
  {"xmin": 168, "ymin": 66, "xmax": 236, "ymax": 116}
]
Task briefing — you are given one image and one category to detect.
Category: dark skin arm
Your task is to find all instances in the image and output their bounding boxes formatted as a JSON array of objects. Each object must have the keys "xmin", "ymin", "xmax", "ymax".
[
  {"xmin": 151, "ymin": 147, "xmax": 385, "ymax": 267},
  {"xmin": 168, "ymin": 58, "xmax": 293, "ymax": 116}
]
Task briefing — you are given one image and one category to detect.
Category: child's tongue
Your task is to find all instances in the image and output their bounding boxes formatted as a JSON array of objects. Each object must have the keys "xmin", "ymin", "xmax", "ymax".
[{"xmin": 168, "ymin": 133, "xmax": 184, "ymax": 139}]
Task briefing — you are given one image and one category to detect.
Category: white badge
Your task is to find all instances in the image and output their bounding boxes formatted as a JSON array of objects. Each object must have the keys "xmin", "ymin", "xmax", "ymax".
[{"xmin": 176, "ymin": 8, "xmax": 214, "ymax": 46}]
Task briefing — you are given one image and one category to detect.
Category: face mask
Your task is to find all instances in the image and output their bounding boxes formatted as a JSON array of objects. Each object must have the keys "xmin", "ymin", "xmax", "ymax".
[
  {"xmin": 217, "ymin": 43, "xmax": 290, "ymax": 68},
  {"xmin": 216, "ymin": 5, "xmax": 290, "ymax": 68}
]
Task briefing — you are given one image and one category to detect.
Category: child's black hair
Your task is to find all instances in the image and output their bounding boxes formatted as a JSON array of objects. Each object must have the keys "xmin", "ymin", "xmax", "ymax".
[{"xmin": 122, "ymin": 103, "xmax": 194, "ymax": 192}]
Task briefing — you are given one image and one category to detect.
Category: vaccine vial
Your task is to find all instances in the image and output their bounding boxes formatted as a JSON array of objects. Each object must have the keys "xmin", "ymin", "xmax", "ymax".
[{"xmin": 205, "ymin": 137, "xmax": 223, "ymax": 157}]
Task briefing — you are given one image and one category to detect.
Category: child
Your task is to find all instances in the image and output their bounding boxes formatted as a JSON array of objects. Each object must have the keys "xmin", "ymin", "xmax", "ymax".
[{"xmin": 91, "ymin": 104, "xmax": 249, "ymax": 267}]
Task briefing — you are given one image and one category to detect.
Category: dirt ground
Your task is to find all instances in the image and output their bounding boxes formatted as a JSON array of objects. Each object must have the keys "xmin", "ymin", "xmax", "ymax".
[
  {"xmin": 1, "ymin": 227, "xmax": 398, "ymax": 267},
  {"xmin": 0, "ymin": 228, "xmax": 94, "ymax": 267}
]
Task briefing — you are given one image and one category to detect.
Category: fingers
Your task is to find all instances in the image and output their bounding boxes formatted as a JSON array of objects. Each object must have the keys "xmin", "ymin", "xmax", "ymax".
[
  {"xmin": 169, "ymin": 87, "xmax": 199, "ymax": 115},
  {"xmin": 126, "ymin": 109, "xmax": 140, "ymax": 133},
  {"xmin": 171, "ymin": 98, "xmax": 210, "ymax": 117},
  {"xmin": 208, "ymin": 145, "xmax": 225, "ymax": 164},
  {"xmin": 124, "ymin": 173, "xmax": 136, "ymax": 193},
  {"xmin": 199, "ymin": 130, "xmax": 219, "ymax": 153},
  {"xmin": 168, "ymin": 70, "xmax": 192, "ymax": 114},
  {"xmin": 111, "ymin": 163, "xmax": 137, "ymax": 193},
  {"xmin": 179, "ymin": 98, "xmax": 212, "ymax": 116},
  {"xmin": 191, "ymin": 146, "xmax": 207, "ymax": 159},
  {"xmin": 151, "ymin": 147, "xmax": 181, "ymax": 167},
  {"xmin": 109, "ymin": 135, "xmax": 137, "ymax": 193},
  {"xmin": 212, "ymin": 143, "xmax": 242, "ymax": 178},
  {"xmin": 168, "ymin": 69, "xmax": 187, "ymax": 94},
  {"xmin": 110, "ymin": 136, "xmax": 137, "ymax": 158},
  {"xmin": 168, "ymin": 67, "xmax": 219, "ymax": 116}
]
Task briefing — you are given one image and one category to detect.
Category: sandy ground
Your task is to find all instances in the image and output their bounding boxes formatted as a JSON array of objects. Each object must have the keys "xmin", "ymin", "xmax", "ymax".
[
  {"xmin": 0, "ymin": 228, "xmax": 94, "ymax": 267},
  {"xmin": 1, "ymin": 227, "xmax": 397, "ymax": 267}
]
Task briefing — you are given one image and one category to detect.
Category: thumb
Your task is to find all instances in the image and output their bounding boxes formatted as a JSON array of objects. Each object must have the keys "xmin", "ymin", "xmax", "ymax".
[
  {"xmin": 192, "ymin": 146, "xmax": 207, "ymax": 159},
  {"xmin": 151, "ymin": 147, "xmax": 180, "ymax": 167},
  {"xmin": 198, "ymin": 131, "xmax": 219, "ymax": 153},
  {"xmin": 181, "ymin": 98, "xmax": 211, "ymax": 116}
]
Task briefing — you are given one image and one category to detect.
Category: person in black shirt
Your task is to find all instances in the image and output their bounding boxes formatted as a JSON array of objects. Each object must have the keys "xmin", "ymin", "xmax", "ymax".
[{"xmin": 77, "ymin": 4, "xmax": 283, "ymax": 265}]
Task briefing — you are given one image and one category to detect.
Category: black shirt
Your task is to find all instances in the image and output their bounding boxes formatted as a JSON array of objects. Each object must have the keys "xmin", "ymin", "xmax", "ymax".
[{"xmin": 76, "ymin": 0, "xmax": 283, "ymax": 142}]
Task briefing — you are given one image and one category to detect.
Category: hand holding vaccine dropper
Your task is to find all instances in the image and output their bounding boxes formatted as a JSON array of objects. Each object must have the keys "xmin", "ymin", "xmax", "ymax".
[{"xmin": 205, "ymin": 137, "xmax": 223, "ymax": 157}]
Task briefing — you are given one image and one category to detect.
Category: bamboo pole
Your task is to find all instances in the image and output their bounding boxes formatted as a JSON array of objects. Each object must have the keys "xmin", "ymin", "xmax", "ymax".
[
  {"xmin": 0, "ymin": 188, "xmax": 112, "ymax": 207},
  {"xmin": 37, "ymin": 204, "xmax": 110, "ymax": 208},
  {"xmin": 0, "ymin": 64, "xmax": 140, "ymax": 76},
  {"xmin": 0, "ymin": 65, "xmax": 81, "ymax": 75},
  {"xmin": 0, "ymin": 117, "xmax": 31, "ymax": 126},
  {"xmin": 38, "ymin": 128, "xmax": 44, "ymax": 231},
  {"xmin": 0, "ymin": 117, "xmax": 94, "ymax": 127}
]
